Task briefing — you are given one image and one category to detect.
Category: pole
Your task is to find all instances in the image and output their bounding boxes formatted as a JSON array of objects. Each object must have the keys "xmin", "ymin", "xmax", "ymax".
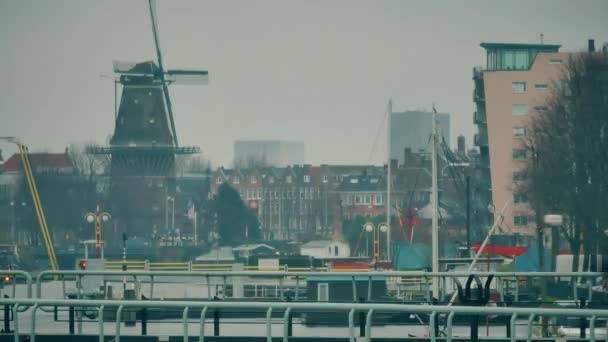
[
  {"xmin": 386, "ymin": 99, "xmax": 392, "ymax": 261},
  {"xmin": 431, "ymin": 105, "xmax": 439, "ymax": 299},
  {"xmin": 466, "ymin": 176, "xmax": 471, "ymax": 252},
  {"xmin": 194, "ymin": 211, "xmax": 198, "ymax": 246},
  {"xmin": 114, "ymin": 80, "xmax": 118, "ymax": 120},
  {"xmin": 122, "ymin": 233, "xmax": 127, "ymax": 295},
  {"xmin": 95, "ymin": 202, "xmax": 101, "ymax": 259},
  {"xmin": 171, "ymin": 198, "xmax": 175, "ymax": 233},
  {"xmin": 10, "ymin": 202, "xmax": 15, "ymax": 244},
  {"xmin": 165, "ymin": 192, "xmax": 169, "ymax": 234}
]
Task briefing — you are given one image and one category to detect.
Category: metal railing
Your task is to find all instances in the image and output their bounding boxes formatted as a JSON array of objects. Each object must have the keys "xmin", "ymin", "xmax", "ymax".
[
  {"xmin": 0, "ymin": 271, "xmax": 33, "ymax": 299},
  {"xmin": 1, "ymin": 297, "xmax": 607, "ymax": 342},
  {"xmin": 103, "ymin": 261, "xmax": 329, "ymax": 272},
  {"xmin": 33, "ymin": 270, "xmax": 605, "ymax": 303}
]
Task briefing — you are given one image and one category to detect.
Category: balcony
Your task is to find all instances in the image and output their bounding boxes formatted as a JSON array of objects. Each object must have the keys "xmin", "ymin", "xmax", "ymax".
[
  {"xmin": 473, "ymin": 88, "xmax": 485, "ymax": 103},
  {"xmin": 473, "ymin": 110, "xmax": 487, "ymax": 125},
  {"xmin": 474, "ymin": 133, "xmax": 488, "ymax": 147},
  {"xmin": 473, "ymin": 66, "xmax": 484, "ymax": 80}
]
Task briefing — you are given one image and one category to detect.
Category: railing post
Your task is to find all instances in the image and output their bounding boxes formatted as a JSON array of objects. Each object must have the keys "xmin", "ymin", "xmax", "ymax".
[
  {"xmin": 141, "ymin": 299, "xmax": 148, "ymax": 336},
  {"xmin": 358, "ymin": 310, "xmax": 366, "ymax": 337},
  {"xmin": 579, "ymin": 297, "xmax": 587, "ymax": 339},
  {"xmin": 213, "ymin": 308, "xmax": 220, "ymax": 336},
  {"xmin": 68, "ymin": 306, "xmax": 75, "ymax": 335},
  {"xmin": 470, "ymin": 311, "xmax": 478, "ymax": 342},
  {"xmin": 3, "ymin": 295, "xmax": 10, "ymax": 333}
]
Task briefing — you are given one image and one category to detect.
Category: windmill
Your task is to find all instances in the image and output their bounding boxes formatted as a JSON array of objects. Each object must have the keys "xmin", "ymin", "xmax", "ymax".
[{"xmin": 89, "ymin": 0, "xmax": 208, "ymax": 239}]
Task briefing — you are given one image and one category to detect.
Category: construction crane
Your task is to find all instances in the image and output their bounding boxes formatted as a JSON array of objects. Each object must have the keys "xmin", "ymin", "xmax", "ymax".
[{"xmin": 0, "ymin": 137, "xmax": 58, "ymax": 271}]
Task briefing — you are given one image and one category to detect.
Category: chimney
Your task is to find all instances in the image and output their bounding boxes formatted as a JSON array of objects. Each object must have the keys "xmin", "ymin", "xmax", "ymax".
[
  {"xmin": 588, "ymin": 39, "xmax": 595, "ymax": 53},
  {"xmin": 390, "ymin": 158, "xmax": 398, "ymax": 170},
  {"xmin": 403, "ymin": 148, "xmax": 412, "ymax": 166}
]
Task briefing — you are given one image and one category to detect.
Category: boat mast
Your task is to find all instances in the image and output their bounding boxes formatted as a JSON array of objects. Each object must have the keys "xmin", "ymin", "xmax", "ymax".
[
  {"xmin": 431, "ymin": 105, "xmax": 440, "ymax": 299},
  {"xmin": 386, "ymin": 99, "xmax": 392, "ymax": 261}
]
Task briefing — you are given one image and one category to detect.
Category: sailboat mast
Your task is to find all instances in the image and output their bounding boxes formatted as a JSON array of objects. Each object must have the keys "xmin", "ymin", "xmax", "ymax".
[
  {"xmin": 431, "ymin": 105, "xmax": 440, "ymax": 299},
  {"xmin": 386, "ymin": 99, "xmax": 392, "ymax": 261}
]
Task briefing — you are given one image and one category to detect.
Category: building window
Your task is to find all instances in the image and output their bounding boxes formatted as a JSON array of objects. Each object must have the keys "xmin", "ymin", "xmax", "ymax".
[
  {"xmin": 250, "ymin": 176, "xmax": 257, "ymax": 184},
  {"xmin": 374, "ymin": 195, "xmax": 384, "ymax": 206},
  {"xmin": 317, "ymin": 283, "xmax": 329, "ymax": 302},
  {"xmin": 362, "ymin": 195, "xmax": 372, "ymax": 205},
  {"xmin": 512, "ymin": 82, "xmax": 526, "ymax": 93},
  {"xmin": 286, "ymin": 176, "xmax": 292, "ymax": 183},
  {"xmin": 354, "ymin": 195, "xmax": 361, "ymax": 205},
  {"xmin": 334, "ymin": 246, "xmax": 339, "ymax": 256},
  {"xmin": 514, "ymin": 216, "xmax": 528, "ymax": 226},
  {"xmin": 322, "ymin": 175, "xmax": 328, "ymax": 183},
  {"xmin": 549, "ymin": 58, "xmax": 563, "ymax": 65},
  {"xmin": 512, "ymin": 149, "xmax": 527, "ymax": 160},
  {"xmin": 535, "ymin": 83, "xmax": 549, "ymax": 89},
  {"xmin": 216, "ymin": 177, "xmax": 222, "ymax": 185},
  {"xmin": 512, "ymin": 171, "xmax": 527, "ymax": 181},
  {"xmin": 269, "ymin": 177, "xmax": 274, "ymax": 184},
  {"xmin": 512, "ymin": 104, "xmax": 528, "ymax": 116},
  {"xmin": 233, "ymin": 176, "xmax": 240, "ymax": 184},
  {"xmin": 303, "ymin": 175, "xmax": 310, "ymax": 183},
  {"xmin": 512, "ymin": 126, "xmax": 526, "ymax": 138},
  {"xmin": 534, "ymin": 106, "xmax": 548, "ymax": 113},
  {"xmin": 514, "ymin": 193, "xmax": 528, "ymax": 203},
  {"xmin": 345, "ymin": 195, "xmax": 352, "ymax": 205}
]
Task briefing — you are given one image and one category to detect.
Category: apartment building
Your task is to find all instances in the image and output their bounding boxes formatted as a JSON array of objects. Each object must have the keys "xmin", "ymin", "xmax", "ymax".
[{"xmin": 473, "ymin": 42, "xmax": 570, "ymax": 235}]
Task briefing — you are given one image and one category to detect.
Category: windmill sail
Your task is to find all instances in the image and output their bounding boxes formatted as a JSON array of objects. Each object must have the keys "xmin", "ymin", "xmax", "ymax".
[
  {"xmin": 148, "ymin": 0, "xmax": 178, "ymax": 146},
  {"xmin": 165, "ymin": 70, "xmax": 209, "ymax": 85}
]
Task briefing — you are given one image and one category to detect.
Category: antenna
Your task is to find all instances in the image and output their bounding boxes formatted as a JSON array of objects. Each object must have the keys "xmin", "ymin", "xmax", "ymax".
[{"xmin": 540, "ymin": 33, "xmax": 544, "ymax": 44}]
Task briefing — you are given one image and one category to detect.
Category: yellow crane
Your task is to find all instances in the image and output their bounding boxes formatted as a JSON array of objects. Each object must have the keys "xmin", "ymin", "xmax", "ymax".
[{"xmin": 1, "ymin": 137, "xmax": 58, "ymax": 271}]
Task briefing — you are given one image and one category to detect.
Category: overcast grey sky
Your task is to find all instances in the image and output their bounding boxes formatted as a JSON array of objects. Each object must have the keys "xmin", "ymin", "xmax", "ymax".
[{"xmin": 1, "ymin": 0, "xmax": 607, "ymax": 166}]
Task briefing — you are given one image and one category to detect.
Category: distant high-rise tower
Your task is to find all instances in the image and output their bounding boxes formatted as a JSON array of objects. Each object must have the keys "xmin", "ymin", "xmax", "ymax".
[
  {"xmin": 390, "ymin": 111, "xmax": 450, "ymax": 165},
  {"xmin": 457, "ymin": 134, "xmax": 466, "ymax": 155},
  {"xmin": 234, "ymin": 140, "xmax": 305, "ymax": 167}
]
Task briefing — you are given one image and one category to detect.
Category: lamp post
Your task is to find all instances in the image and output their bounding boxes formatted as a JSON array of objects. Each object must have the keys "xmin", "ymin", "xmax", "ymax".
[
  {"xmin": 166, "ymin": 196, "xmax": 175, "ymax": 235},
  {"xmin": 364, "ymin": 222, "xmax": 388, "ymax": 266},
  {"xmin": 84, "ymin": 202, "xmax": 111, "ymax": 259},
  {"xmin": 9, "ymin": 201, "xmax": 15, "ymax": 244}
]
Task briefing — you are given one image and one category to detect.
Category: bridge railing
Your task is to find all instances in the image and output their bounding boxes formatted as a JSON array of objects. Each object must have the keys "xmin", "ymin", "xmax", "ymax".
[
  {"xmin": 33, "ymin": 270, "xmax": 605, "ymax": 303},
  {"xmin": 1, "ymin": 297, "xmax": 607, "ymax": 342}
]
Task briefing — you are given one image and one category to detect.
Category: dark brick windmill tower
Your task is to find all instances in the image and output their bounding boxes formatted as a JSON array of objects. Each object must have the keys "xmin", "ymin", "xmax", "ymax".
[{"xmin": 90, "ymin": 0, "xmax": 207, "ymax": 240}]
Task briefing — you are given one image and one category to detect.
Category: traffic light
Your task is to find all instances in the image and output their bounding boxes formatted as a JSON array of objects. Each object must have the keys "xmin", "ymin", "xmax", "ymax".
[{"xmin": 79, "ymin": 260, "xmax": 88, "ymax": 270}]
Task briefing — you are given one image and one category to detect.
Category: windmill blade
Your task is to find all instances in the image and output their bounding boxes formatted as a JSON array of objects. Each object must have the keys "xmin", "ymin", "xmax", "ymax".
[
  {"xmin": 165, "ymin": 69, "xmax": 209, "ymax": 85},
  {"xmin": 148, "ymin": 0, "xmax": 178, "ymax": 146}
]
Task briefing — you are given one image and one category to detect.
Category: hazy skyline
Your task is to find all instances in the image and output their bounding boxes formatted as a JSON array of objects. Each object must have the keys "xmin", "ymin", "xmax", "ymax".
[{"xmin": 2, "ymin": 0, "xmax": 607, "ymax": 166}]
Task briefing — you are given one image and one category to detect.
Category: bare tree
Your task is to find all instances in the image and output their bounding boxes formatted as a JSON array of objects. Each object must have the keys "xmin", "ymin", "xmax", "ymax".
[{"xmin": 523, "ymin": 52, "xmax": 608, "ymax": 272}]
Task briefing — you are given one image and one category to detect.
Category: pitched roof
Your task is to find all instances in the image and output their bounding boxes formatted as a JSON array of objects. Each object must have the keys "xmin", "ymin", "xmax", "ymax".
[
  {"xmin": 335, "ymin": 175, "xmax": 386, "ymax": 192},
  {"xmin": 233, "ymin": 243, "xmax": 276, "ymax": 252},
  {"xmin": 301, "ymin": 240, "xmax": 347, "ymax": 248},
  {"xmin": 1, "ymin": 153, "xmax": 72, "ymax": 172}
]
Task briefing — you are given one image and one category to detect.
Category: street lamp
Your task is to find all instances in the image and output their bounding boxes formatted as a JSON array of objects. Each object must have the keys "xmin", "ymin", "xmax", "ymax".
[
  {"xmin": 364, "ymin": 222, "xmax": 388, "ymax": 266},
  {"xmin": 84, "ymin": 202, "xmax": 111, "ymax": 259}
]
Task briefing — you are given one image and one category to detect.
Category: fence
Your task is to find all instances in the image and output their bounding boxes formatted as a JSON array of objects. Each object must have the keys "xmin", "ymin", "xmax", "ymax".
[
  {"xmin": 0, "ymin": 297, "xmax": 607, "ymax": 342},
  {"xmin": 103, "ymin": 261, "xmax": 329, "ymax": 272},
  {"xmin": 32, "ymin": 270, "xmax": 605, "ymax": 303}
]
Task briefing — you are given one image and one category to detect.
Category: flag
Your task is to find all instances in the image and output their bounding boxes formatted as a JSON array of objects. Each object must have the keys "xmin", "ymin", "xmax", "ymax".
[{"xmin": 187, "ymin": 201, "xmax": 196, "ymax": 219}]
